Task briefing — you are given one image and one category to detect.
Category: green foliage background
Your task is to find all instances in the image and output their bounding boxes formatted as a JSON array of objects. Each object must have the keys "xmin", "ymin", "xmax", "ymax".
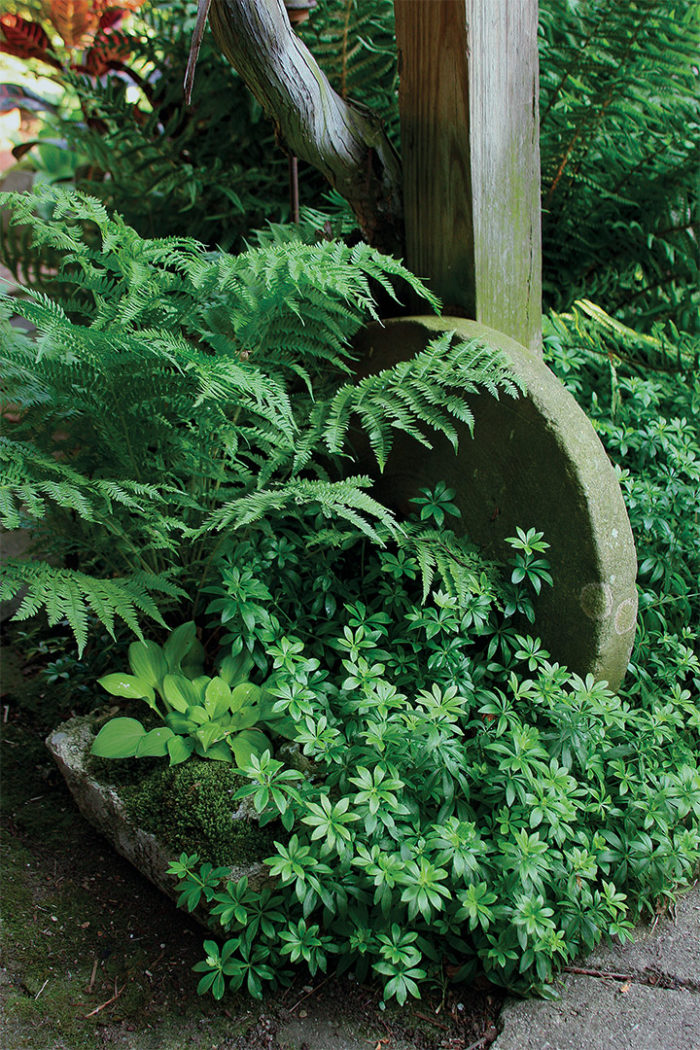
[
  {"xmin": 0, "ymin": 186, "xmax": 519, "ymax": 651},
  {"xmin": 1, "ymin": 0, "xmax": 698, "ymax": 1010},
  {"xmin": 3, "ymin": 0, "xmax": 697, "ymax": 329}
]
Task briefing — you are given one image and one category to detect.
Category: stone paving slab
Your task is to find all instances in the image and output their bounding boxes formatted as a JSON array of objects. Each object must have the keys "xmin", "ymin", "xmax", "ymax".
[
  {"xmin": 491, "ymin": 976, "xmax": 699, "ymax": 1050},
  {"xmin": 492, "ymin": 883, "xmax": 700, "ymax": 1050},
  {"xmin": 588, "ymin": 885, "xmax": 700, "ymax": 986}
]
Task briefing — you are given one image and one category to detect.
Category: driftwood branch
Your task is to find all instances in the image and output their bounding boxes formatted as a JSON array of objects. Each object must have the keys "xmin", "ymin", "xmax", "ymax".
[{"xmin": 205, "ymin": 0, "xmax": 404, "ymax": 255}]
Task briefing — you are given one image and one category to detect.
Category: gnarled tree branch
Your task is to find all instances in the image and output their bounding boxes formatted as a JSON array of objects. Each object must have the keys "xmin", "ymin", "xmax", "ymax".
[{"xmin": 205, "ymin": 0, "xmax": 404, "ymax": 255}]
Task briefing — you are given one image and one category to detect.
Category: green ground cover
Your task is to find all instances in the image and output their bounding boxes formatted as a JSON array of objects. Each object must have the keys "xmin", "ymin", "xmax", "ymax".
[{"xmin": 0, "ymin": 0, "xmax": 698, "ymax": 1025}]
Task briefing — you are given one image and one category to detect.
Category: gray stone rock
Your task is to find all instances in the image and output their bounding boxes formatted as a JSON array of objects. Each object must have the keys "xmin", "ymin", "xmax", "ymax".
[
  {"xmin": 492, "ymin": 886, "xmax": 700, "ymax": 1050},
  {"xmin": 353, "ymin": 316, "xmax": 638, "ymax": 689},
  {"xmin": 45, "ymin": 716, "xmax": 268, "ymax": 914},
  {"xmin": 492, "ymin": 975, "xmax": 700, "ymax": 1050},
  {"xmin": 277, "ymin": 999, "xmax": 419, "ymax": 1050}
]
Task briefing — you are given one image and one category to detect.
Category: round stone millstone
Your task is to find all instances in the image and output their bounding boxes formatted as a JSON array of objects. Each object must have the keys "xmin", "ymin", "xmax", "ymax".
[{"xmin": 353, "ymin": 316, "xmax": 638, "ymax": 691}]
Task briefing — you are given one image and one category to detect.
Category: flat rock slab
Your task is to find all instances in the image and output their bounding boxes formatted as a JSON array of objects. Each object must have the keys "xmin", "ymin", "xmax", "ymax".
[
  {"xmin": 354, "ymin": 317, "xmax": 638, "ymax": 689},
  {"xmin": 493, "ymin": 884, "xmax": 700, "ymax": 1050},
  {"xmin": 492, "ymin": 976, "xmax": 699, "ymax": 1050},
  {"xmin": 588, "ymin": 885, "xmax": 700, "ymax": 987}
]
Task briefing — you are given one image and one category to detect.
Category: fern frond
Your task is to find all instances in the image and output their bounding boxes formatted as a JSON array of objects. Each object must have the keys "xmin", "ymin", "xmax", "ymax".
[
  {"xmin": 2, "ymin": 186, "xmax": 516, "ymax": 651},
  {"xmin": 322, "ymin": 333, "xmax": 521, "ymax": 468},
  {"xmin": 0, "ymin": 438, "xmax": 167, "ymax": 529},
  {"xmin": 402, "ymin": 526, "xmax": 502, "ymax": 606},
  {"xmin": 204, "ymin": 476, "xmax": 399, "ymax": 545},
  {"xmin": 1, "ymin": 560, "xmax": 183, "ymax": 654},
  {"xmin": 300, "ymin": 0, "xmax": 399, "ymax": 135}
]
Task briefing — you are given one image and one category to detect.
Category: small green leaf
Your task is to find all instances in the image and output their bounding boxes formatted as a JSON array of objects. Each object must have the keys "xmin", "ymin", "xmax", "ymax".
[
  {"xmin": 167, "ymin": 735, "xmax": 195, "ymax": 765},
  {"xmin": 136, "ymin": 726, "xmax": 175, "ymax": 757},
  {"xmin": 91, "ymin": 717, "xmax": 146, "ymax": 759}
]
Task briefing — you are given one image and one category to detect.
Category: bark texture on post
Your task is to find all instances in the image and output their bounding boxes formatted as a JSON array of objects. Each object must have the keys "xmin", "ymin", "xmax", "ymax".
[
  {"xmin": 207, "ymin": 0, "xmax": 403, "ymax": 255},
  {"xmin": 394, "ymin": 1, "xmax": 542, "ymax": 352}
]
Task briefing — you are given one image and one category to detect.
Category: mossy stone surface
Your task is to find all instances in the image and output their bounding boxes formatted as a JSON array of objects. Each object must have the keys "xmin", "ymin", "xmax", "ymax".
[
  {"xmin": 354, "ymin": 316, "xmax": 638, "ymax": 690},
  {"xmin": 46, "ymin": 717, "xmax": 270, "ymax": 906}
]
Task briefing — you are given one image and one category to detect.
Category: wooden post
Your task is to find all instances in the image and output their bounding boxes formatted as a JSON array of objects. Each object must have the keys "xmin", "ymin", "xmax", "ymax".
[{"xmin": 394, "ymin": 1, "xmax": 542, "ymax": 352}]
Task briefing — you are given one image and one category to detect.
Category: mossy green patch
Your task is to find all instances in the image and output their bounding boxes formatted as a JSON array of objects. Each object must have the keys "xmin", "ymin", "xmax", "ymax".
[{"xmin": 116, "ymin": 758, "xmax": 274, "ymax": 866}]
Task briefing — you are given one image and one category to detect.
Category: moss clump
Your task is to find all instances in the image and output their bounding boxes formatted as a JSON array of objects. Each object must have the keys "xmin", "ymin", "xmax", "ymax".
[
  {"xmin": 119, "ymin": 759, "xmax": 273, "ymax": 866},
  {"xmin": 87, "ymin": 749, "xmax": 162, "ymax": 788}
]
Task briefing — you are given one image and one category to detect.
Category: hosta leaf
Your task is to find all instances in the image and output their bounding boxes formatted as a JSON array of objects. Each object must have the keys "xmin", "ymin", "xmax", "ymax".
[
  {"xmin": 91, "ymin": 717, "xmax": 145, "ymax": 758},
  {"xmin": 219, "ymin": 651, "xmax": 255, "ymax": 687},
  {"xmin": 181, "ymin": 638, "xmax": 206, "ymax": 680},
  {"xmin": 167, "ymin": 735, "xmax": 195, "ymax": 766},
  {"xmin": 187, "ymin": 706, "xmax": 209, "ymax": 726},
  {"xmin": 228, "ymin": 707, "xmax": 259, "ymax": 732},
  {"xmin": 135, "ymin": 726, "xmax": 174, "ymax": 757},
  {"xmin": 164, "ymin": 711, "xmax": 195, "ymax": 734},
  {"xmin": 267, "ymin": 714, "xmax": 298, "ymax": 740},
  {"xmin": 204, "ymin": 676, "xmax": 232, "ymax": 719},
  {"xmin": 195, "ymin": 739, "xmax": 232, "ymax": 763},
  {"xmin": 230, "ymin": 682, "xmax": 262, "ymax": 713},
  {"xmin": 98, "ymin": 672, "xmax": 155, "ymax": 703},
  {"xmin": 196, "ymin": 722, "xmax": 225, "ymax": 752},
  {"xmin": 128, "ymin": 639, "xmax": 167, "ymax": 689},
  {"xmin": 162, "ymin": 673, "xmax": 203, "ymax": 712},
  {"xmin": 163, "ymin": 621, "xmax": 197, "ymax": 672}
]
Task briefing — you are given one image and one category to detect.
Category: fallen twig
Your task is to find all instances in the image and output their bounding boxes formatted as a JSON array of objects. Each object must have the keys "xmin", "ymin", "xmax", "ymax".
[
  {"xmin": 145, "ymin": 949, "xmax": 165, "ymax": 972},
  {"xmin": 564, "ymin": 966, "xmax": 632, "ymax": 980},
  {"xmin": 416, "ymin": 1011, "xmax": 449, "ymax": 1031},
  {"xmin": 86, "ymin": 958, "xmax": 98, "ymax": 993},
  {"xmin": 288, "ymin": 971, "xmax": 335, "ymax": 1013},
  {"xmin": 34, "ymin": 979, "xmax": 49, "ymax": 1000},
  {"xmin": 83, "ymin": 979, "xmax": 125, "ymax": 1018}
]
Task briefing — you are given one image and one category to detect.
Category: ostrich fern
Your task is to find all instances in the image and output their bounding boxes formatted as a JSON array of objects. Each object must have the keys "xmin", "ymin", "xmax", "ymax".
[{"xmin": 0, "ymin": 187, "xmax": 519, "ymax": 651}]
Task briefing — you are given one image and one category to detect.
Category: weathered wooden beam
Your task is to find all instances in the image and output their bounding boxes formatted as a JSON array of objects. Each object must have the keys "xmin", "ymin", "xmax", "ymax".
[
  {"xmin": 206, "ymin": 0, "xmax": 404, "ymax": 255},
  {"xmin": 394, "ymin": 1, "xmax": 542, "ymax": 352}
]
